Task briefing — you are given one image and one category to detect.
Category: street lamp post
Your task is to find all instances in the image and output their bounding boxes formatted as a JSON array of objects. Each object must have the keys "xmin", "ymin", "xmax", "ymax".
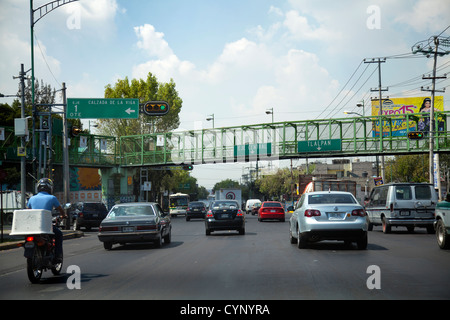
[
  {"xmin": 265, "ymin": 108, "xmax": 274, "ymax": 123},
  {"xmin": 206, "ymin": 114, "xmax": 215, "ymax": 128},
  {"xmin": 29, "ymin": 0, "xmax": 79, "ymax": 206}
]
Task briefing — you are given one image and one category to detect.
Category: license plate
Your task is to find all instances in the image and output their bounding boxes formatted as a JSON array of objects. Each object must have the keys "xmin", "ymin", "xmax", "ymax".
[
  {"xmin": 328, "ymin": 213, "xmax": 342, "ymax": 219},
  {"xmin": 221, "ymin": 214, "xmax": 229, "ymax": 219},
  {"xmin": 400, "ymin": 211, "xmax": 410, "ymax": 216},
  {"xmin": 93, "ymin": 214, "xmax": 98, "ymax": 218},
  {"xmin": 270, "ymin": 210, "xmax": 276, "ymax": 213},
  {"xmin": 123, "ymin": 226, "xmax": 134, "ymax": 232},
  {"xmin": 193, "ymin": 209, "xmax": 199, "ymax": 211}
]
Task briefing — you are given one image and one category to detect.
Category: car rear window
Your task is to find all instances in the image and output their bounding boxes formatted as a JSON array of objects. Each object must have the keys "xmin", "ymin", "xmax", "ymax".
[
  {"xmin": 415, "ymin": 185, "xmax": 432, "ymax": 200},
  {"xmin": 395, "ymin": 186, "xmax": 412, "ymax": 200},
  {"xmin": 109, "ymin": 205, "xmax": 155, "ymax": 217},
  {"xmin": 190, "ymin": 202, "xmax": 205, "ymax": 207},
  {"xmin": 263, "ymin": 202, "xmax": 282, "ymax": 207},
  {"xmin": 84, "ymin": 203, "xmax": 106, "ymax": 211},
  {"xmin": 212, "ymin": 201, "xmax": 239, "ymax": 209},
  {"xmin": 308, "ymin": 194, "xmax": 356, "ymax": 204}
]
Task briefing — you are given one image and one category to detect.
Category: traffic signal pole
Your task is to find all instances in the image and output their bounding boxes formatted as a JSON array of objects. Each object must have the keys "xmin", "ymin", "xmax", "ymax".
[{"xmin": 62, "ymin": 83, "xmax": 70, "ymax": 206}]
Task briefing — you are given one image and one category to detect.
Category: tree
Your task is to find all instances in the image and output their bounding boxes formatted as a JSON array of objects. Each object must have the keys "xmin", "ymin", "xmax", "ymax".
[
  {"xmin": 385, "ymin": 155, "xmax": 428, "ymax": 182},
  {"xmin": 99, "ymin": 73, "xmax": 182, "ymax": 137},
  {"xmin": 256, "ymin": 167, "xmax": 303, "ymax": 201}
]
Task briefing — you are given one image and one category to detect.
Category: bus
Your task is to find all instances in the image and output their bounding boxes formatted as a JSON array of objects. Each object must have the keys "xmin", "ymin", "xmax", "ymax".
[{"xmin": 169, "ymin": 193, "xmax": 190, "ymax": 217}]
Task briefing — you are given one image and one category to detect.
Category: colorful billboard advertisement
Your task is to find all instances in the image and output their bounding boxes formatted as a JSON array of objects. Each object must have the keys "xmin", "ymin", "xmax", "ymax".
[{"xmin": 371, "ymin": 96, "xmax": 444, "ymax": 137}]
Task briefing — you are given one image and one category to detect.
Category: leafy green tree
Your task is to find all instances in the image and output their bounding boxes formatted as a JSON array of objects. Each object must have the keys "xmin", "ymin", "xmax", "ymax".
[
  {"xmin": 99, "ymin": 72, "xmax": 182, "ymax": 137},
  {"xmin": 213, "ymin": 179, "xmax": 240, "ymax": 193},
  {"xmin": 385, "ymin": 154, "xmax": 428, "ymax": 182}
]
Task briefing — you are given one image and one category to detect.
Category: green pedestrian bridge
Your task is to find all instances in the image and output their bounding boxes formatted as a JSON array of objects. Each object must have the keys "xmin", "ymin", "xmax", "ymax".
[{"xmin": 2, "ymin": 112, "xmax": 450, "ymax": 169}]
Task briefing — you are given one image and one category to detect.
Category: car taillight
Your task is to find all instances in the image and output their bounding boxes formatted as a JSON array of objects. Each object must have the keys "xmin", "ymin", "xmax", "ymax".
[
  {"xmin": 26, "ymin": 236, "xmax": 34, "ymax": 242},
  {"xmin": 99, "ymin": 226, "xmax": 119, "ymax": 232},
  {"xmin": 137, "ymin": 225, "xmax": 157, "ymax": 231},
  {"xmin": 352, "ymin": 209, "xmax": 366, "ymax": 217},
  {"xmin": 305, "ymin": 209, "xmax": 321, "ymax": 217},
  {"xmin": 237, "ymin": 210, "xmax": 243, "ymax": 216},
  {"xmin": 206, "ymin": 210, "xmax": 213, "ymax": 218},
  {"xmin": 390, "ymin": 203, "xmax": 394, "ymax": 212}
]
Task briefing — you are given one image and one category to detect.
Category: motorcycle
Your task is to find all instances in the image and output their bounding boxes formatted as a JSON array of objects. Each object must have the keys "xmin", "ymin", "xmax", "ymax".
[{"xmin": 16, "ymin": 213, "xmax": 63, "ymax": 283}]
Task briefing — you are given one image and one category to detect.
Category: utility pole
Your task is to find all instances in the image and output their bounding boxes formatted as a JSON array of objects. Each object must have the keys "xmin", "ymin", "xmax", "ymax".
[
  {"xmin": 62, "ymin": 83, "xmax": 70, "ymax": 207},
  {"xmin": 13, "ymin": 64, "xmax": 30, "ymax": 208},
  {"xmin": 365, "ymin": 58, "xmax": 388, "ymax": 183},
  {"xmin": 412, "ymin": 35, "xmax": 449, "ymax": 199}
]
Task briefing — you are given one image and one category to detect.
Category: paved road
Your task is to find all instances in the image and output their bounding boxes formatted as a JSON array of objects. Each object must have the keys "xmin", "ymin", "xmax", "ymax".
[{"xmin": 0, "ymin": 213, "xmax": 449, "ymax": 301}]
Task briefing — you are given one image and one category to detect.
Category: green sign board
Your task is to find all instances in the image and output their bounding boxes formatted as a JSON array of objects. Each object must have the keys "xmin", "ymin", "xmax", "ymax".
[
  {"xmin": 67, "ymin": 98, "xmax": 140, "ymax": 119},
  {"xmin": 298, "ymin": 139, "xmax": 342, "ymax": 153},
  {"xmin": 234, "ymin": 143, "xmax": 272, "ymax": 157}
]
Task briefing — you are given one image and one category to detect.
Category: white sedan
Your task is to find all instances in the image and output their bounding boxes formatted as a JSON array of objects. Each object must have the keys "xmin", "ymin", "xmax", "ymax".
[{"xmin": 289, "ymin": 191, "xmax": 368, "ymax": 249}]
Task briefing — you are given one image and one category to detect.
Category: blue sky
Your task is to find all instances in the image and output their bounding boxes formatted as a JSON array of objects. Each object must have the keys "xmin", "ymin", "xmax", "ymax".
[{"xmin": 1, "ymin": 0, "xmax": 449, "ymax": 189}]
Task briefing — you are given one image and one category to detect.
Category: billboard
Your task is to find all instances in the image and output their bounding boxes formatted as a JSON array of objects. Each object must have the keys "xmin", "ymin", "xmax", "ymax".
[{"xmin": 371, "ymin": 96, "xmax": 444, "ymax": 137}]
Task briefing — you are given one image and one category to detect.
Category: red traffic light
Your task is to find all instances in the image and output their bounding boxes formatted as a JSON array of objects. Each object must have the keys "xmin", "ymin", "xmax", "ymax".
[
  {"xmin": 407, "ymin": 131, "xmax": 424, "ymax": 140},
  {"xmin": 143, "ymin": 101, "xmax": 169, "ymax": 116}
]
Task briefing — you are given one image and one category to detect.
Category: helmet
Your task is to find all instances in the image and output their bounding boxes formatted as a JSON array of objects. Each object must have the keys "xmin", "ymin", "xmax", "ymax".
[{"xmin": 36, "ymin": 178, "xmax": 54, "ymax": 194}]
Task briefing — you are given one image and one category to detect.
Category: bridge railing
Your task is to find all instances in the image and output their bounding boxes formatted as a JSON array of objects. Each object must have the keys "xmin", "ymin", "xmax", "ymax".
[
  {"xmin": 2, "ymin": 111, "xmax": 449, "ymax": 168},
  {"xmin": 117, "ymin": 111, "xmax": 450, "ymax": 167}
]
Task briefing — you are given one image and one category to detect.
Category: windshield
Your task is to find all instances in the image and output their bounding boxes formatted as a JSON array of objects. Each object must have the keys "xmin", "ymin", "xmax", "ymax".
[
  {"xmin": 170, "ymin": 197, "xmax": 188, "ymax": 207},
  {"xmin": 108, "ymin": 205, "xmax": 155, "ymax": 217}
]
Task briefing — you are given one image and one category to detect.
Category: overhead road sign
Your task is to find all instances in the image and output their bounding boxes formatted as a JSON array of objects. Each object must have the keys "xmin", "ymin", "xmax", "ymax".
[
  {"xmin": 67, "ymin": 98, "xmax": 139, "ymax": 119},
  {"xmin": 298, "ymin": 139, "xmax": 342, "ymax": 153}
]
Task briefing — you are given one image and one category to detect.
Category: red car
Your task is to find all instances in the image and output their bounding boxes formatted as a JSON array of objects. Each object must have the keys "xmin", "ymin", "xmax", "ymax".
[{"xmin": 258, "ymin": 201, "xmax": 285, "ymax": 222}]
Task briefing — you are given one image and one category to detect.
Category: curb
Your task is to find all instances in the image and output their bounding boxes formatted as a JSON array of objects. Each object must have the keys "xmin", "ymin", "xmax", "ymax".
[{"xmin": 0, "ymin": 230, "xmax": 84, "ymax": 251}]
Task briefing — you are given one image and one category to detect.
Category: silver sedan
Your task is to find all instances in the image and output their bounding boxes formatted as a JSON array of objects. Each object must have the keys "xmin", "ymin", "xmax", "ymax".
[{"xmin": 289, "ymin": 191, "xmax": 368, "ymax": 249}]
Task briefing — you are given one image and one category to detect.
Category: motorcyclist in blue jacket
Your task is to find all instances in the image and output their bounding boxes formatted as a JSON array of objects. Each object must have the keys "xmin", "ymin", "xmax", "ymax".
[{"xmin": 27, "ymin": 178, "xmax": 66, "ymax": 262}]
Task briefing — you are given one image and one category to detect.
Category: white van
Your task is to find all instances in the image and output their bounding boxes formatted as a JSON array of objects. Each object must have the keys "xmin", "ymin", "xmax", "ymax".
[
  {"xmin": 365, "ymin": 183, "xmax": 437, "ymax": 234},
  {"xmin": 245, "ymin": 199, "xmax": 261, "ymax": 214}
]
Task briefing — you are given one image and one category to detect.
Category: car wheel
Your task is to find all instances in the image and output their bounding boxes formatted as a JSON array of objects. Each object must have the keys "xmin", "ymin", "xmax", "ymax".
[
  {"xmin": 103, "ymin": 242, "xmax": 113, "ymax": 250},
  {"xmin": 164, "ymin": 228, "xmax": 171, "ymax": 244},
  {"xmin": 297, "ymin": 228, "xmax": 307, "ymax": 249},
  {"xmin": 382, "ymin": 216, "xmax": 391, "ymax": 234},
  {"xmin": 356, "ymin": 234, "xmax": 368, "ymax": 250},
  {"xmin": 155, "ymin": 234, "xmax": 163, "ymax": 248},
  {"xmin": 436, "ymin": 220, "xmax": 450, "ymax": 249},
  {"xmin": 239, "ymin": 228, "xmax": 245, "ymax": 235},
  {"xmin": 289, "ymin": 227, "xmax": 297, "ymax": 244},
  {"xmin": 206, "ymin": 228, "xmax": 211, "ymax": 235},
  {"xmin": 368, "ymin": 222, "xmax": 373, "ymax": 231}
]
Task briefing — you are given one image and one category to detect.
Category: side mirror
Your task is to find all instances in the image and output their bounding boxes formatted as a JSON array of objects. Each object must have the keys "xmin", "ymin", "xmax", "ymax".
[{"xmin": 63, "ymin": 203, "xmax": 71, "ymax": 210}]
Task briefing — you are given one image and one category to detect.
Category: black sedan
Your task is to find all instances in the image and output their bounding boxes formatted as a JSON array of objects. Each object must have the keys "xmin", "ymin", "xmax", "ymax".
[
  {"xmin": 205, "ymin": 200, "xmax": 245, "ymax": 235},
  {"xmin": 98, "ymin": 202, "xmax": 171, "ymax": 250},
  {"xmin": 186, "ymin": 201, "xmax": 207, "ymax": 221}
]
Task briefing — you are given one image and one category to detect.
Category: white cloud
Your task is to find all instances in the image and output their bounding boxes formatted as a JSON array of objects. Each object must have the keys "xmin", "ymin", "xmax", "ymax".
[
  {"xmin": 283, "ymin": 10, "xmax": 340, "ymax": 41},
  {"xmin": 134, "ymin": 24, "xmax": 173, "ymax": 59},
  {"xmin": 131, "ymin": 20, "xmax": 341, "ymax": 129},
  {"xmin": 395, "ymin": 0, "xmax": 450, "ymax": 33}
]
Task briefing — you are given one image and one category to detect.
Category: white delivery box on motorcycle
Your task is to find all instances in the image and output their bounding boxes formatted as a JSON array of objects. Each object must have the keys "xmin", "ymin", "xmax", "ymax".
[{"xmin": 10, "ymin": 209, "xmax": 54, "ymax": 235}]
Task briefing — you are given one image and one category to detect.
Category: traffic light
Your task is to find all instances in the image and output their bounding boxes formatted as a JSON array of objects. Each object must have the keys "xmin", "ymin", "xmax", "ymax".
[
  {"xmin": 71, "ymin": 126, "xmax": 82, "ymax": 137},
  {"xmin": 407, "ymin": 131, "xmax": 424, "ymax": 140},
  {"xmin": 143, "ymin": 101, "xmax": 169, "ymax": 116},
  {"xmin": 183, "ymin": 165, "xmax": 193, "ymax": 171}
]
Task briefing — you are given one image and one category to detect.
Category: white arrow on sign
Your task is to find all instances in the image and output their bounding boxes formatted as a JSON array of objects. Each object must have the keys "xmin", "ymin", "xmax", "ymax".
[{"xmin": 125, "ymin": 108, "xmax": 136, "ymax": 115}]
